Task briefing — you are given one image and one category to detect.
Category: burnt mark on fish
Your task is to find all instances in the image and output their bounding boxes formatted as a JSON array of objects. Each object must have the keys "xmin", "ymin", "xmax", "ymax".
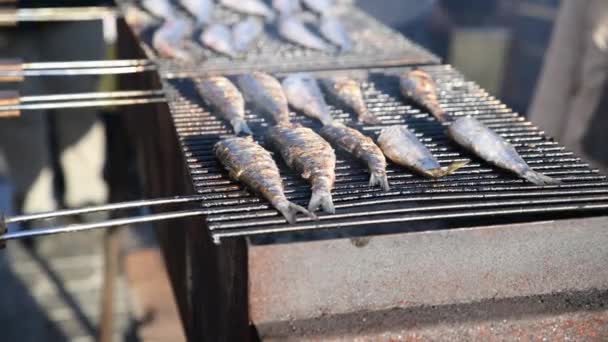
[
  {"xmin": 214, "ymin": 136, "xmax": 315, "ymax": 223},
  {"xmin": 266, "ymin": 124, "xmax": 337, "ymax": 213},
  {"xmin": 400, "ymin": 69, "xmax": 452, "ymax": 123}
]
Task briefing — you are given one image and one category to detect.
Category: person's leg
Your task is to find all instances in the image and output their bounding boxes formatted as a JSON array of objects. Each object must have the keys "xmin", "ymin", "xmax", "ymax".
[{"xmin": 42, "ymin": 21, "xmax": 108, "ymax": 208}]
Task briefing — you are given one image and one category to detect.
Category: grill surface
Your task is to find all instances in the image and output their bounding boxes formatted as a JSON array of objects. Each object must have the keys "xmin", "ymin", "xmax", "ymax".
[
  {"xmin": 164, "ymin": 65, "xmax": 608, "ymax": 243},
  {"xmin": 127, "ymin": 2, "xmax": 439, "ymax": 76}
]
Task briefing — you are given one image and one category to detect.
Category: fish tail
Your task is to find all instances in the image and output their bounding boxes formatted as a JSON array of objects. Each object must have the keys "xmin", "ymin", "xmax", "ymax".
[
  {"xmin": 308, "ymin": 189, "xmax": 335, "ymax": 214},
  {"xmin": 523, "ymin": 169, "xmax": 562, "ymax": 185},
  {"xmin": 369, "ymin": 170, "xmax": 390, "ymax": 191},
  {"xmin": 231, "ymin": 119, "xmax": 253, "ymax": 135},
  {"xmin": 427, "ymin": 160, "xmax": 469, "ymax": 178},
  {"xmin": 276, "ymin": 200, "xmax": 317, "ymax": 224}
]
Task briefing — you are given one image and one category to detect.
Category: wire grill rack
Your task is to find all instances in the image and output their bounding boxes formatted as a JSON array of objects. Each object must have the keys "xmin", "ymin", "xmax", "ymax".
[{"xmin": 163, "ymin": 65, "xmax": 608, "ymax": 243}]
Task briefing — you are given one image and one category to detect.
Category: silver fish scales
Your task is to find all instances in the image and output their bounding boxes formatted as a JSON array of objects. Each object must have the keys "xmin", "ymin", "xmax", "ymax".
[
  {"xmin": 237, "ymin": 72, "xmax": 291, "ymax": 125},
  {"xmin": 196, "ymin": 76, "xmax": 252, "ymax": 135}
]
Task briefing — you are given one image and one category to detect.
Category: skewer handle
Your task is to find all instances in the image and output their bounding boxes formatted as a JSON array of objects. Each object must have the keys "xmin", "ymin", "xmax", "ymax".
[
  {"xmin": 0, "ymin": 90, "xmax": 19, "ymax": 118},
  {"xmin": 0, "ymin": 59, "xmax": 23, "ymax": 82}
]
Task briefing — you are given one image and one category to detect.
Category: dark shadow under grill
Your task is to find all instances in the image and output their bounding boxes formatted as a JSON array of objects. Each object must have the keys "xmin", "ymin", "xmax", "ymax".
[{"xmin": 164, "ymin": 65, "xmax": 608, "ymax": 243}]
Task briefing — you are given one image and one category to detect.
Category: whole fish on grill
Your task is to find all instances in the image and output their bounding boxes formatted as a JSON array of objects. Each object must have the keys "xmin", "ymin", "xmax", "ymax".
[
  {"xmin": 319, "ymin": 15, "xmax": 352, "ymax": 52},
  {"xmin": 214, "ymin": 137, "xmax": 315, "ymax": 223},
  {"xmin": 278, "ymin": 15, "xmax": 331, "ymax": 52},
  {"xmin": 219, "ymin": 0, "xmax": 276, "ymax": 20},
  {"xmin": 321, "ymin": 77, "xmax": 378, "ymax": 124},
  {"xmin": 266, "ymin": 124, "xmax": 337, "ymax": 213},
  {"xmin": 378, "ymin": 125, "xmax": 468, "ymax": 178},
  {"xmin": 321, "ymin": 122, "xmax": 389, "ymax": 191},
  {"xmin": 200, "ymin": 24, "xmax": 238, "ymax": 58},
  {"xmin": 273, "ymin": 0, "xmax": 302, "ymax": 15},
  {"xmin": 237, "ymin": 72, "xmax": 291, "ymax": 125},
  {"xmin": 447, "ymin": 116, "xmax": 562, "ymax": 185},
  {"xmin": 400, "ymin": 70, "xmax": 561, "ymax": 185},
  {"xmin": 197, "ymin": 76, "xmax": 252, "ymax": 135},
  {"xmin": 400, "ymin": 69, "xmax": 451, "ymax": 123},
  {"xmin": 302, "ymin": 0, "xmax": 334, "ymax": 15},
  {"xmin": 152, "ymin": 19, "xmax": 192, "ymax": 61},
  {"xmin": 233, "ymin": 17, "xmax": 264, "ymax": 53},
  {"xmin": 141, "ymin": 0, "xmax": 175, "ymax": 20},
  {"xmin": 282, "ymin": 73, "xmax": 333, "ymax": 125},
  {"xmin": 180, "ymin": 0, "xmax": 213, "ymax": 26}
]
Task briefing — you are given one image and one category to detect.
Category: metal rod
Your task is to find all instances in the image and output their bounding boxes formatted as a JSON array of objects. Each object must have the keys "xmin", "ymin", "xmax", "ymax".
[
  {"xmin": 23, "ymin": 59, "xmax": 152, "ymax": 70},
  {"xmin": 1, "ymin": 97, "xmax": 166, "ymax": 111},
  {"xmin": 0, "ymin": 7, "xmax": 117, "ymax": 22},
  {"xmin": 1, "ymin": 65, "xmax": 158, "ymax": 77},
  {"xmin": 1, "ymin": 209, "xmax": 208, "ymax": 242},
  {"xmin": 6, "ymin": 194, "xmax": 209, "ymax": 224},
  {"xmin": 20, "ymin": 90, "xmax": 166, "ymax": 103}
]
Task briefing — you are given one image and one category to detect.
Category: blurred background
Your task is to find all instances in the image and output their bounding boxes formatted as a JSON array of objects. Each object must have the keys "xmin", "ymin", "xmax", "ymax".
[{"xmin": 0, "ymin": 0, "xmax": 607, "ymax": 341}]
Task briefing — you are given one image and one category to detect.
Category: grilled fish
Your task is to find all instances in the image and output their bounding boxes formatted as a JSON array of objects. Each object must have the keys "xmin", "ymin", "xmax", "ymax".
[
  {"xmin": 447, "ymin": 116, "xmax": 562, "ymax": 185},
  {"xmin": 278, "ymin": 15, "xmax": 331, "ymax": 51},
  {"xmin": 200, "ymin": 24, "xmax": 238, "ymax": 58},
  {"xmin": 237, "ymin": 72, "xmax": 291, "ymax": 125},
  {"xmin": 197, "ymin": 76, "xmax": 252, "ymax": 135},
  {"xmin": 142, "ymin": 0, "xmax": 175, "ymax": 20},
  {"xmin": 302, "ymin": 0, "xmax": 334, "ymax": 15},
  {"xmin": 319, "ymin": 15, "xmax": 352, "ymax": 52},
  {"xmin": 152, "ymin": 19, "xmax": 192, "ymax": 61},
  {"xmin": 273, "ymin": 0, "xmax": 302, "ymax": 15},
  {"xmin": 266, "ymin": 124, "xmax": 337, "ymax": 213},
  {"xmin": 321, "ymin": 77, "xmax": 378, "ymax": 124},
  {"xmin": 321, "ymin": 122, "xmax": 389, "ymax": 191},
  {"xmin": 122, "ymin": 3, "xmax": 160, "ymax": 34},
  {"xmin": 378, "ymin": 125, "xmax": 468, "ymax": 178},
  {"xmin": 282, "ymin": 73, "xmax": 333, "ymax": 125},
  {"xmin": 400, "ymin": 69, "xmax": 451, "ymax": 123},
  {"xmin": 402, "ymin": 70, "xmax": 561, "ymax": 185},
  {"xmin": 233, "ymin": 17, "xmax": 264, "ymax": 53},
  {"xmin": 219, "ymin": 0, "xmax": 275, "ymax": 20},
  {"xmin": 214, "ymin": 137, "xmax": 315, "ymax": 223},
  {"xmin": 180, "ymin": 0, "xmax": 213, "ymax": 26}
]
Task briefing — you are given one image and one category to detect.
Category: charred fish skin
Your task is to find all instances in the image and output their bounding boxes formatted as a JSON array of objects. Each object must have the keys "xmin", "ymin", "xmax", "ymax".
[
  {"xmin": 378, "ymin": 125, "xmax": 468, "ymax": 178},
  {"xmin": 197, "ymin": 76, "xmax": 252, "ymax": 135},
  {"xmin": 321, "ymin": 77, "xmax": 378, "ymax": 124},
  {"xmin": 278, "ymin": 15, "xmax": 332, "ymax": 52},
  {"xmin": 220, "ymin": 0, "xmax": 276, "ymax": 20},
  {"xmin": 214, "ymin": 137, "xmax": 315, "ymax": 223},
  {"xmin": 448, "ymin": 116, "xmax": 562, "ymax": 185},
  {"xmin": 266, "ymin": 125, "xmax": 337, "ymax": 213},
  {"xmin": 237, "ymin": 72, "xmax": 291, "ymax": 125},
  {"xmin": 321, "ymin": 122, "xmax": 389, "ymax": 191},
  {"xmin": 319, "ymin": 15, "xmax": 352, "ymax": 52},
  {"xmin": 200, "ymin": 24, "xmax": 238, "ymax": 58},
  {"xmin": 400, "ymin": 70, "xmax": 451, "ymax": 123},
  {"xmin": 282, "ymin": 73, "xmax": 333, "ymax": 125}
]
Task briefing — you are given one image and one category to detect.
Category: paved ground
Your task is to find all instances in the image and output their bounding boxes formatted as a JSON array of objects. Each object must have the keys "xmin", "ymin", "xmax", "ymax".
[{"xmin": 0, "ymin": 179, "xmax": 137, "ymax": 342}]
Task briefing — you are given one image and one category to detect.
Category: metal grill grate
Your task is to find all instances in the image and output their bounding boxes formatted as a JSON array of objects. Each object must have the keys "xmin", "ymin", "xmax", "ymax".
[
  {"xmin": 164, "ymin": 65, "xmax": 608, "ymax": 243},
  {"xmin": 129, "ymin": 3, "xmax": 439, "ymax": 76}
]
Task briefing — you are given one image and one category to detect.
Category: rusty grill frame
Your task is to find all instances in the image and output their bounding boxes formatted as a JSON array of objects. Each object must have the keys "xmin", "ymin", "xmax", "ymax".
[{"xmin": 161, "ymin": 65, "xmax": 608, "ymax": 244}]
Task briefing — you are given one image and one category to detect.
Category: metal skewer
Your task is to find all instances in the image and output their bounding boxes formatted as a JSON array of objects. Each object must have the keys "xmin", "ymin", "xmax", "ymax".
[
  {"xmin": 0, "ymin": 194, "xmax": 214, "ymax": 243},
  {"xmin": 0, "ymin": 59, "xmax": 156, "ymax": 78},
  {"xmin": 0, "ymin": 7, "xmax": 117, "ymax": 24}
]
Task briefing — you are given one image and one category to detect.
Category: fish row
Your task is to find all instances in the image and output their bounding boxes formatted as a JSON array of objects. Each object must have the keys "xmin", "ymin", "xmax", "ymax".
[
  {"xmin": 123, "ymin": 0, "xmax": 351, "ymax": 62},
  {"xmin": 205, "ymin": 70, "xmax": 561, "ymax": 224}
]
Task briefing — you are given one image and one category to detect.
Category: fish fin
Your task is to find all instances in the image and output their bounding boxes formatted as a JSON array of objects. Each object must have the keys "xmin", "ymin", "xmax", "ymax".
[
  {"xmin": 369, "ymin": 171, "xmax": 390, "ymax": 191},
  {"xmin": 426, "ymin": 160, "xmax": 469, "ymax": 178},
  {"xmin": 308, "ymin": 190, "xmax": 335, "ymax": 214},
  {"xmin": 523, "ymin": 169, "xmax": 562, "ymax": 185},
  {"xmin": 231, "ymin": 119, "xmax": 253, "ymax": 135},
  {"xmin": 276, "ymin": 200, "xmax": 317, "ymax": 224},
  {"xmin": 358, "ymin": 111, "xmax": 381, "ymax": 125}
]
